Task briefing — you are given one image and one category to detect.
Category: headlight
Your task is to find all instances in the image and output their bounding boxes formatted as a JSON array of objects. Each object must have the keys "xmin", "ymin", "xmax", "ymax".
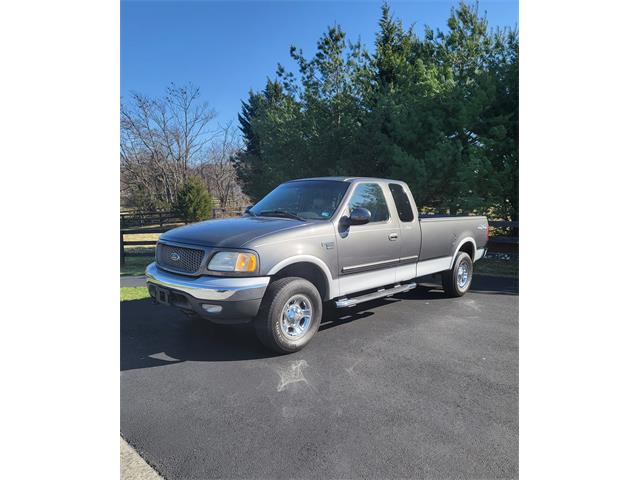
[{"xmin": 208, "ymin": 251, "xmax": 257, "ymax": 273}]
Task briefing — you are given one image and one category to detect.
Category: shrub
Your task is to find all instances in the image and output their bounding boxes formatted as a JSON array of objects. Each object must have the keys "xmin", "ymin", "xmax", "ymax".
[{"xmin": 175, "ymin": 177, "xmax": 214, "ymax": 223}]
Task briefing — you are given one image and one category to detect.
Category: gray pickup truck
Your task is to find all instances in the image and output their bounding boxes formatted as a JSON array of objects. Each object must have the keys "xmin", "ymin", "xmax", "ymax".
[{"xmin": 146, "ymin": 177, "xmax": 488, "ymax": 352}]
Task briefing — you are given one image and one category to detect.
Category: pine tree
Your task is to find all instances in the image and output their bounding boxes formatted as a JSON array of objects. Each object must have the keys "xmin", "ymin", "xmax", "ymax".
[
  {"xmin": 233, "ymin": 1, "xmax": 518, "ymax": 218},
  {"xmin": 175, "ymin": 177, "xmax": 214, "ymax": 223}
]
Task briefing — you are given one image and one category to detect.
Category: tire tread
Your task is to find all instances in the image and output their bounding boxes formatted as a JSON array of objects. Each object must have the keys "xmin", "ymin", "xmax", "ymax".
[
  {"xmin": 254, "ymin": 276, "xmax": 322, "ymax": 353},
  {"xmin": 442, "ymin": 251, "xmax": 473, "ymax": 297}
]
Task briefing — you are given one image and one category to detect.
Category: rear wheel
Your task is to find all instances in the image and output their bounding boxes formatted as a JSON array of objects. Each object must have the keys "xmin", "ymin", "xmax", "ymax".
[
  {"xmin": 254, "ymin": 277, "xmax": 322, "ymax": 353},
  {"xmin": 442, "ymin": 251, "xmax": 473, "ymax": 297}
]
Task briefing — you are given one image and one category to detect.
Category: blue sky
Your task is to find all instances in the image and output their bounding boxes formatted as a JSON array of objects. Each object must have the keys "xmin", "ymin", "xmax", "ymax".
[{"xmin": 121, "ymin": 0, "xmax": 519, "ymax": 127}]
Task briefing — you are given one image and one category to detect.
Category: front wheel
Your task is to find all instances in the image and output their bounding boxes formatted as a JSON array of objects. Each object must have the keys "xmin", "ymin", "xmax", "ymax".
[
  {"xmin": 254, "ymin": 277, "xmax": 322, "ymax": 353},
  {"xmin": 442, "ymin": 251, "xmax": 473, "ymax": 297}
]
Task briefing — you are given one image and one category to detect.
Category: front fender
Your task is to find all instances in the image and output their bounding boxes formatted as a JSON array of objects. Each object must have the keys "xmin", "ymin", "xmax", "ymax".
[{"xmin": 266, "ymin": 255, "xmax": 338, "ymax": 300}]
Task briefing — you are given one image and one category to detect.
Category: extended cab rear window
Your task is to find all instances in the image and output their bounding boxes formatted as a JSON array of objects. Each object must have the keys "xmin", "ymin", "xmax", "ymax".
[{"xmin": 389, "ymin": 183, "xmax": 414, "ymax": 222}]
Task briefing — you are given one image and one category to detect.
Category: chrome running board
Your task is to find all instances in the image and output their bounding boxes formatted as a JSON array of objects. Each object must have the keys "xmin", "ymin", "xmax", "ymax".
[{"xmin": 335, "ymin": 283, "xmax": 417, "ymax": 308}]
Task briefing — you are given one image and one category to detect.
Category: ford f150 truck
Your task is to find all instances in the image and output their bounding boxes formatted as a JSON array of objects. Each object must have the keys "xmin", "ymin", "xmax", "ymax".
[{"xmin": 146, "ymin": 177, "xmax": 489, "ymax": 353}]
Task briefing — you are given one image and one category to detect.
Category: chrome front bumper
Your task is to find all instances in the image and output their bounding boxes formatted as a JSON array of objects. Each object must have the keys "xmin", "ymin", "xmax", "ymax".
[
  {"xmin": 145, "ymin": 263, "xmax": 270, "ymax": 322},
  {"xmin": 145, "ymin": 262, "xmax": 270, "ymax": 301}
]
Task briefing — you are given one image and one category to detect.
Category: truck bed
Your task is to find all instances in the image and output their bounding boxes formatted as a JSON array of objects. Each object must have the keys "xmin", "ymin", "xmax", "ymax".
[{"xmin": 418, "ymin": 214, "xmax": 489, "ymax": 262}]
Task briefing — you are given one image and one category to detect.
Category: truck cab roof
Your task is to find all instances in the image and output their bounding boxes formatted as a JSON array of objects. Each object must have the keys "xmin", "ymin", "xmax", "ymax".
[{"xmin": 287, "ymin": 176, "xmax": 404, "ymax": 184}]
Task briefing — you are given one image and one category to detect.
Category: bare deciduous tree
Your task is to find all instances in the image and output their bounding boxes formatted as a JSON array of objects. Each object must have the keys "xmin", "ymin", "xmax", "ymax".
[
  {"xmin": 121, "ymin": 83, "xmax": 247, "ymax": 213},
  {"xmin": 196, "ymin": 122, "xmax": 248, "ymax": 211},
  {"xmin": 120, "ymin": 83, "xmax": 216, "ymax": 209}
]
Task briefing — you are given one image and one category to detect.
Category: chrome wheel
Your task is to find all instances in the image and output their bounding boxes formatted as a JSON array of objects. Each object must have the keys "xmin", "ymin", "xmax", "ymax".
[
  {"xmin": 457, "ymin": 260, "xmax": 471, "ymax": 289},
  {"xmin": 280, "ymin": 294, "xmax": 313, "ymax": 340}
]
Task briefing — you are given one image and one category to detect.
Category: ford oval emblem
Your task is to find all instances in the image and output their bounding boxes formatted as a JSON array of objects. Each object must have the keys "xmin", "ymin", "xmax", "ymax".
[{"xmin": 170, "ymin": 252, "xmax": 180, "ymax": 262}]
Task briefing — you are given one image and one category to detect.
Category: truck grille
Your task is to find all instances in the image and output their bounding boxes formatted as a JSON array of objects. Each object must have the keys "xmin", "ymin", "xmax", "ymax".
[{"xmin": 156, "ymin": 243, "xmax": 205, "ymax": 274}]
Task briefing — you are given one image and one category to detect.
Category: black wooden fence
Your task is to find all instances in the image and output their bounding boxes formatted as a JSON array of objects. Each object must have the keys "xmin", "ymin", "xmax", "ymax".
[
  {"xmin": 120, "ymin": 211, "xmax": 182, "ymax": 228},
  {"xmin": 120, "ymin": 227, "xmax": 171, "ymax": 265},
  {"xmin": 120, "ymin": 209, "xmax": 244, "ymax": 229},
  {"xmin": 487, "ymin": 220, "xmax": 519, "ymax": 253}
]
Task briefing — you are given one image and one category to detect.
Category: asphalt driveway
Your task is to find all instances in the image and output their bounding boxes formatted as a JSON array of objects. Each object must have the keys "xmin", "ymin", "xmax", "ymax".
[{"xmin": 121, "ymin": 275, "xmax": 518, "ymax": 479}]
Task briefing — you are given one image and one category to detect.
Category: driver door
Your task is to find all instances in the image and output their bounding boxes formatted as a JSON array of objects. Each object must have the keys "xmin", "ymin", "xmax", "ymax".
[{"xmin": 335, "ymin": 182, "xmax": 400, "ymax": 296}]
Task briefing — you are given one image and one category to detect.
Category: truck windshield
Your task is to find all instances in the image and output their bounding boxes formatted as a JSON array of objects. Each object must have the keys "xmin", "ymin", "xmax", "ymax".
[{"xmin": 249, "ymin": 180, "xmax": 350, "ymax": 221}]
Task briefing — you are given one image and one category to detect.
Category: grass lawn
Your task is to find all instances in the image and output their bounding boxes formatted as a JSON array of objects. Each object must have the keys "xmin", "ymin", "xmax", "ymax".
[
  {"xmin": 474, "ymin": 256, "xmax": 519, "ymax": 278},
  {"xmin": 120, "ymin": 224, "xmax": 181, "ymax": 252},
  {"xmin": 121, "ymin": 256, "xmax": 154, "ymax": 276},
  {"xmin": 122, "ymin": 231, "xmax": 162, "ymax": 242},
  {"xmin": 121, "ymin": 286, "xmax": 150, "ymax": 301}
]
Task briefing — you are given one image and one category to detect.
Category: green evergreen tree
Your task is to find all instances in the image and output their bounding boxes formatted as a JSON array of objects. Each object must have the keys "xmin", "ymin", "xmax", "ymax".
[
  {"xmin": 233, "ymin": 80, "xmax": 304, "ymax": 201},
  {"xmin": 175, "ymin": 177, "xmax": 214, "ymax": 223},
  {"xmin": 233, "ymin": 1, "xmax": 518, "ymax": 219}
]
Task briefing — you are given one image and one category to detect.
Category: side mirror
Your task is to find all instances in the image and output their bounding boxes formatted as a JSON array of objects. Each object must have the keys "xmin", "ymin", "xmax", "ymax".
[
  {"xmin": 349, "ymin": 207, "xmax": 371, "ymax": 226},
  {"xmin": 244, "ymin": 205, "xmax": 254, "ymax": 215}
]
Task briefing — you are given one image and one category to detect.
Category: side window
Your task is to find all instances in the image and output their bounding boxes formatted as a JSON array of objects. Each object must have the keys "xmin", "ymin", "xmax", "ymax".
[
  {"xmin": 349, "ymin": 183, "xmax": 390, "ymax": 223},
  {"xmin": 389, "ymin": 183, "xmax": 415, "ymax": 222}
]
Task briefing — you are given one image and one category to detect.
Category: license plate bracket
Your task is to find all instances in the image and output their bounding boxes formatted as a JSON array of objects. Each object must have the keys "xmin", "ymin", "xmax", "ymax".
[{"xmin": 156, "ymin": 287, "xmax": 171, "ymax": 305}]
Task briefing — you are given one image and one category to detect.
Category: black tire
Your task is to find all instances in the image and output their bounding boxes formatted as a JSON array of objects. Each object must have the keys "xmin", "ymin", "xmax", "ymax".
[
  {"xmin": 442, "ymin": 251, "xmax": 473, "ymax": 297},
  {"xmin": 254, "ymin": 277, "xmax": 323, "ymax": 353}
]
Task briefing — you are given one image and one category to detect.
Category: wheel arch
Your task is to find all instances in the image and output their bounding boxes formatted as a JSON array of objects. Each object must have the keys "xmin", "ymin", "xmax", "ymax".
[
  {"xmin": 267, "ymin": 256, "xmax": 335, "ymax": 301},
  {"xmin": 449, "ymin": 237, "xmax": 477, "ymax": 268}
]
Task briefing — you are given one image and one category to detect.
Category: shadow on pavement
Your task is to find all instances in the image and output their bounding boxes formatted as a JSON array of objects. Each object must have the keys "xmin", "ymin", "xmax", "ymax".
[
  {"xmin": 470, "ymin": 274, "xmax": 519, "ymax": 295},
  {"xmin": 121, "ymin": 274, "xmax": 517, "ymax": 371},
  {"xmin": 120, "ymin": 299, "xmax": 274, "ymax": 371},
  {"xmin": 121, "ymin": 299, "xmax": 391, "ymax": 371}
]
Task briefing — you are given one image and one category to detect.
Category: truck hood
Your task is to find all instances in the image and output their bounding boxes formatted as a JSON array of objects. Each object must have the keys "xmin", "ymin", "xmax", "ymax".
[{"xmin": 159, "ymin": 216, "xmax": 309, "ymax": 248}]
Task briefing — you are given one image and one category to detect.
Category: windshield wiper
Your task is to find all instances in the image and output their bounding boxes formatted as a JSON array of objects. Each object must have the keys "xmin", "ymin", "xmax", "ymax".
[{"xmin": 256, "ymin": 210, "xmax": 305, "ymax": 221}]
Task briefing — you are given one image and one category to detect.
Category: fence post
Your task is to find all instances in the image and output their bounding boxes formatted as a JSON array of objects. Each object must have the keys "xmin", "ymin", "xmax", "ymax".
[{"xmin": 120, "ymin": 231, "xmax": 125, "ymax": 266}]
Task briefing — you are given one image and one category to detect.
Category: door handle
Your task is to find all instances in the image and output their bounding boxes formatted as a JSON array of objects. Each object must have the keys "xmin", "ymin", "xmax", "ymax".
[{"xmin": 388, "ymin": 233, "xmax": 398, "ymax": 241}]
